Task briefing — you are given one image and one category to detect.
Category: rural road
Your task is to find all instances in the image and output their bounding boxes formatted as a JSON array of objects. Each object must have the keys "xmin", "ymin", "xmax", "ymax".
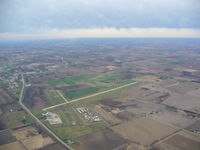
[
  {"xmin": 43, "ymin": 81, "xmax": 138, "ymax": 111},
  {"xmin": 19, "ymin": 74, "xmax": 74, "ymax": 150},
  {"xmin": 166, "ymin": 82, "xmax": 179, "ymax": 88},
  {"xmin": 57, "ymin": 90, "xmax": 68, "ymax": 102}
]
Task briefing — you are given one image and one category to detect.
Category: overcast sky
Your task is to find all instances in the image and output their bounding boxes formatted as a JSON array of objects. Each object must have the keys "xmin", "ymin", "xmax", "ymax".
[{"xmin": 0, "ymin": 0, "xmax": 200, "ymax": 39}]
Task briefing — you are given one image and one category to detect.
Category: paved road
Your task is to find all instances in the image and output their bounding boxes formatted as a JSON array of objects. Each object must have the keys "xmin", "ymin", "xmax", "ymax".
[
  {"xmin": 19, "ymin": 74, "xmax": 74, "ymax": 150},
  {"xmin": 43, "ymin": 81, "xmax": 138, "ymax": 111}
]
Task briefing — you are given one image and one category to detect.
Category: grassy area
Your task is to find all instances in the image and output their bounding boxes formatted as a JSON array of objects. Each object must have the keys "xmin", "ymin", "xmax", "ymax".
[
  {"xmin": 46, "ymin": 74, "xmax": 96, "ymax": 86},
  {"xmin": 132, "ymin": 73, "xmax": 144, "ymax": 78},
  {"xmin": 71, "ymin": 84, "xmax": 138, "ymax": 107},
  {"xmin": 165, "ymin": 106, "xmax": 177, "ymax": 112},
  {"xmin": 152, "ymin": 73, "xmax": 173, "ymax": 79},
  {"xmin": 2, "ymin": 111, "xmax": 35, "ymax": 127},
  {"xmin": 37, "ymin": 104, "xmax": 107, "ymax": 147},
  {"xmin": 46, "ymin": 71, "xmax": 136, "ymax": 100},
  {"xmin": 46, "ymin": 71, "xmax": 130, "ymax": 88},
  {"xmin": 50, "ymin": 121, "xmax": 107, "ymax": 139},
  {"xmin": 64, "ymin": 79, "xmax": 135, "ymax": 100},
  {"xmin": 161, "ymin": 61, "xmax": 183, "ymax": 66},
  {"xmin": 45, "ymin": 89, "xmax": 65, "ymax": 105},
  {"xmin": 64, "ymin": 87, "xmax": 100, "ymax": 100}
]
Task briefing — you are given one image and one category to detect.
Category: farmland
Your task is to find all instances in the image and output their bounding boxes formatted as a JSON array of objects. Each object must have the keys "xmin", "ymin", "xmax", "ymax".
[
  {"xmin": 0, "ymin": 38, "xmax": 200, "ymax": 150},
  {"xmin": 46, "ymin": 71, "xmax": 135, "ymax": 100},
  {"xmin": 37, "ymin": 105, "xmax": 108, "ymax": 147}
]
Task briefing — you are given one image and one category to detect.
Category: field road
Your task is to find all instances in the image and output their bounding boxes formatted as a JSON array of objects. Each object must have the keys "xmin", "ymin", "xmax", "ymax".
[
  {"xmin": 166, "ymin": 82, "xmax": 179, "ymax": 88},
  {"xmin": 19, "ymin": 74, "xmax": 74, "ymax": 150},
  {"xmin": 57, "ymin": 90, "xmax": 68, "ymax": 102},
  {"xmin": 43, "ymin": 81, "xmax": 138, "ymax": 111}
]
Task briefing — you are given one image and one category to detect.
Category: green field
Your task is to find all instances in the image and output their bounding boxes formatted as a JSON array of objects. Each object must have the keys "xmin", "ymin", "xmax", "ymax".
[
  {"xmin": 46, "ymin": 74, "xmax": 96, "ymax": 86},
  {"xmin": 165, "ymin": 105, "xmax": 177, "ymax": 112},
  {"xmin": 71, "ymin": 83, "xmax": 139, "ymax": 108},
  {"xmin": 64, "ymin": 87, "xmax": 100, "ymax": 99},
  {"xmin": 46, "ymin": 71, "xmax": 136, "ymax": 100},
  {"xmin": 161, "ymin": 61, "xmax": 183, "ymax": 66}
]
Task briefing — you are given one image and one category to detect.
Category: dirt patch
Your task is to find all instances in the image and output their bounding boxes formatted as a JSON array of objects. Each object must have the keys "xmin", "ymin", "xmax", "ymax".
[
  {"xmin": 150, "ymin": 110, "xmax": 196, "ymax": 129},
  {"xmin": 163, "ymin": 89, "xmax": 200, "ymax": 113},
  {"xmin": 167, "ymin": 83, "xmax": 196, "ymax": 94},
  {"xmin": 100, "ymin": 99, "xmax": 122, "ymax": 107},
  {"xmin": 117, "ymin": 100, "xmax": 140, "ymax": 109},
  {"xmin": 133, "ymin": 75, "xmax": 160, "ymax": 83},
  {"xmin": 76, "ymin": 128, "xmax": 129, "ymax": 150},
  {"xmin": 111, "ymin": 117, "xmax": 177, "ymax": 146},
  {"xmin": 12, "ymin": 126, "xmax": 54, "ymax": 150},
  {"xmin": 121, "ymin": 70, "xmax": 133, "ymax": 79},
  {"xmin": 124, "ymin": 100, "xmax": 163, "ymax": 115},
  {"xmin": 106, "ymin": 65, "xmax": 118, "ymax": 71},
  {"xmin": 21, "ymin": 134, "xmax": 54, "ymax": 150},
  {"xmin": 164, "ymin": 134, "xmax": 200, "ymax": 150},
  {"xmin": 126, "ymin": 143, "xmax": 146, "ymax": 150},
  {"xmin": 187, "ymin": 120, "xmax": 200, "ymax": 131},
  {"xmin": 38, "ymin": 143, "xmax": 67, "ymax": 150},
  {"xmin": 140, "ymin": 91, "xmax": 170, "ymax": 104},
  {"xmin": 158, "ymin": 79, "xmax": 177, "ymax": 88},
  {"xmin": 93, "ymin": 105, "xmax": 121, "ymax": 124},
  {"xmin": 13, "ymin": 126, "xmax": 39, "ymax": 140},
  {"xmin": 115, "ymin": 111, "xmax": 134, "ymax": 121}
]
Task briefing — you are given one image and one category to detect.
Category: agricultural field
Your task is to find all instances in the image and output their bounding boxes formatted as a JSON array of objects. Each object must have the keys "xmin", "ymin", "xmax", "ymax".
[
  {"xmin": 46, "ymin": 71, "xmax": 135, "ymax": 100},
  {"xmin": 35, "ymin": 73, "xmax": 200, "ymax": 149},
  {"xmin": 0, "ymin": 39, "xmax": 200, "ymax": 150},
  {"xmin": 37, "ymin": 104, "xmax": 108, "ymax": 147},
  {"xmin": 111, "ymin": 117, "xmax": 178, "ymax": 146},
  {"xmin": 150, "ymin": 110, "xmax": 196, "ymax": 128},
  {"xmin": 76, "ymin": 128, "xmax": 128, "ymax": 150},
  {"xmin": 153, "ymin": 131, "xmax": 200, "ymax": 150},
  {"xmin": 0, "ymin": 103, "xmax": 34, "ymax": 129},
  {"xmin": 0, "ymin": 125, "xmax": 56, "ymax": 150}
]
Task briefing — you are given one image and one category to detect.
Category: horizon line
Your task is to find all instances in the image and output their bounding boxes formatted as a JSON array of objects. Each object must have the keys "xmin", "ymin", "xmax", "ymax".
[{"xmin": 0, "ymin": 28, "xmax": 200, "ymax": 40}]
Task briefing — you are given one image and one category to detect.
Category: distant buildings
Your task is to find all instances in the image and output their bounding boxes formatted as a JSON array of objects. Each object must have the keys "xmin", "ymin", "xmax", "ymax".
[{"xmin": 76, "ymin": 107, "xmax": 101, "ymax": 122}]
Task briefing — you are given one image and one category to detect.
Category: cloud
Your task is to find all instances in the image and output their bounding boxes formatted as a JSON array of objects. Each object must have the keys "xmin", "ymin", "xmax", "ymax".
[
  {"xmin": 0, "ymin": 0, "xmax": 200, "ymax": 33},
  {"xmin": 0, "ymin": 28, "xmax": 200, "ymax": 40}
]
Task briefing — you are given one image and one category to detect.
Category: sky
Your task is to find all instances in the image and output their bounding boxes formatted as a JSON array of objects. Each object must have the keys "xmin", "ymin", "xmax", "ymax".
[{"xmin": 0, "ymin": 0, "xmax": 200, "ymax": 39}]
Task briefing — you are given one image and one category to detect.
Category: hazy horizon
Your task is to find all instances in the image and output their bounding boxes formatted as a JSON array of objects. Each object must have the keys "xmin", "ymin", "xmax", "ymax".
[{"xmin": 0, "ymin": 0, "xmax": 200, "ymax": 39}]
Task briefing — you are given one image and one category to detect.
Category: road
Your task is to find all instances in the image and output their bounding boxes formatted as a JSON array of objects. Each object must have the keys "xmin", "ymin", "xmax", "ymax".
[
  {"xmin": 19, "ymin": 74, "xmax": 74, "ymax": 150},
  {"xmin": 43, "ymin": 81, "xmax": 138, "ymax": 111},
  {"xmin": 166, "ymin": 82, "xmax": 179, "ymax": 88},
  {"xmin": 57, "ymin": 90, "xmax": 68, "ymax": 102}
]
